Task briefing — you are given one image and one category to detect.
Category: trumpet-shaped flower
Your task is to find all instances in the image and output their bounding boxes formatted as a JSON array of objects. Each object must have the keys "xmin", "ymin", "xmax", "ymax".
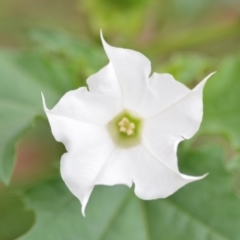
[{"xmin": 42, "ymin": 33, "xmax": 214, "ymax": 216}]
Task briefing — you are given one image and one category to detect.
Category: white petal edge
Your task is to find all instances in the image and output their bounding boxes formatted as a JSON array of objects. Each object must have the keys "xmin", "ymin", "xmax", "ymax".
[{"xmin": 42, "ymin": 93, "xmax": 116, "ymax": 216}]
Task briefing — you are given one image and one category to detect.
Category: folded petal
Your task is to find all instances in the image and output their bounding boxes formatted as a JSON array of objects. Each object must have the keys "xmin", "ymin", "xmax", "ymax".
[
  {"xmin": 144, "ymin": 73, "xmax": 215, "ymax": 141},
  {"xmin": 43, "ymin": 95, "xmax": 115, "ymax": 215},
  {"xmin": 101, "ymin": 32, "xmax": 151, "ymax": 111},
  {"xmin": 50, "ymin": 63, "xmax": 122, "ymax": 125},
  {"xmin": 136, "ymin": 73, "xmax": 191, "ymax": 117}
]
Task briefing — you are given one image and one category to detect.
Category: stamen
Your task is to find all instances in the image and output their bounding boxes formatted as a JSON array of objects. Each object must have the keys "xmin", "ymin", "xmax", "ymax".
[{"xmin": 118, "ymin": 117, "xmax": 135, "ymax": 136}]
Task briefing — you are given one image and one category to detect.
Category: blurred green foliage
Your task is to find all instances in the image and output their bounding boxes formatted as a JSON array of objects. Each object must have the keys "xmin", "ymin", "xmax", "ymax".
[
  {"xmin": 0, "ymin": 0, "xmax": 240, "ymax": 239},
  {"xmin": 0, "ymin": 194, "xmax": 33, "ymax": 240},
  {"xmin": 80, "ymin": 0, "xmax": 148, "ymax": 37}
]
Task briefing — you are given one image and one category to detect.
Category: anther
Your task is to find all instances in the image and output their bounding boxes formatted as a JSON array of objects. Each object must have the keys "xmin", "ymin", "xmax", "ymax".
[{"xmin": 118, "ymin": 117, "xmax": 135, "ymax": 136}]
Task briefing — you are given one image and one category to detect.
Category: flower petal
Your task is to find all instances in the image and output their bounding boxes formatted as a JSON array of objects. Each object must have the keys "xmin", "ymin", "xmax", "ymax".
[
  {"xmin": 136, "ymin": 73, "xmax": 191, "ymax": 117},
  {"xmin": 131, "ymin": 145, "xmax": 205, "ymax": 200},
  {"xmin": 42, "ymin": 95, "xmax": 115, "ymax": 215},
  {"xmin": 144, "ymin": 73, "xmax": 215, "ymax": 140},
  {"xmin": 50, "ymin": 63, "xmax": 122, "ymax": 125},
  {"xmin": 101, "ymin": 31, "xmax": 151, "ymax": 111},
  {"xmin": 97, "ymin": 145, "xmax": 205, "ymax": 200}
]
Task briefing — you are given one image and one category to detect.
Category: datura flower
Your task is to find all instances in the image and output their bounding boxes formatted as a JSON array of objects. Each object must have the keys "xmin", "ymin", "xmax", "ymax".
[{"xmin": 42, "ymin": 32, "xmax": 214, "ymax": 216}]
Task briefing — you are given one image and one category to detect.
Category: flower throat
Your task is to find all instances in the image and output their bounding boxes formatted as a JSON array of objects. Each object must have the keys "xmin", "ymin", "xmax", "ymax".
[{"xmin": 108, "ymin": 111, "xmax": 142, "ymax": 148}]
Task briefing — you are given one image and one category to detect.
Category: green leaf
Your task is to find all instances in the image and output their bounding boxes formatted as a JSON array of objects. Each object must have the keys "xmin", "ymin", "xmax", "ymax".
[
  {"xmin": 18, "ymin": 146, "xmax": 240, "ymax": 240},
  {"xmin": 202, "ymin": 56, "xmax": 240, "ymax": 149},
  {"xmin": 80, "ymin": 0, "xmax": 148, "ymax": 38},
  {"xmin": 0, "ymin": 50, "xmax": 72, "ymax": 184},
  {"xmin": 157, "ymin": 54, "xmax": 216, "ymax": 85},
  {"xmin": 0, "ymin": 193, "xmax": 34, "ymax": 240},
  {"xmin": 29, "ymin": 28, "xmax": 107, "ymax": 82}
]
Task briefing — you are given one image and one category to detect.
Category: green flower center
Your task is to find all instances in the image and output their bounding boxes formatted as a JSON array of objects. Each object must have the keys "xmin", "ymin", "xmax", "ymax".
[{"xmin": 108, "ymin": 111, "xmax": 142, "ymax": 148}]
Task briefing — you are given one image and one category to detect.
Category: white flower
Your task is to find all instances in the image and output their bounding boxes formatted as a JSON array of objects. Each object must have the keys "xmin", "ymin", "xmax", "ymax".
[{"xmin": 42, "ymin": 32, "xmax": 214, "ymax": 216}]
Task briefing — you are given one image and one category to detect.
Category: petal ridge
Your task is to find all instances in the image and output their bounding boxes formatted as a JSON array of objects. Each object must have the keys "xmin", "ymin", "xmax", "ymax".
[
  {"xmin": 147, "ymin": 72, "xmax": 215, "ymax": 120},
  {"xmin": 42, "ymin": 93, "xmax": 104, "ymax": 126}
]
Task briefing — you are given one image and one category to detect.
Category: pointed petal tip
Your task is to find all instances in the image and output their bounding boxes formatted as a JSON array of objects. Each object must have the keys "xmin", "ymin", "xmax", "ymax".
[
  {"xmin": 99, "ymin": 30, "xmax": 115, "ymax": 55},
  {"xmin": 100, "ymin": 29, "xmax": 109, "ymax": 50},
  {"xmin": 201, "ymin": 172, "xmax": 209, "ymax": 179},
  {"xmin": 181, "ymin": 172, "xmax": 208, "ymax": 182},
  {"xmin": 79, "ymin": 189, "xmax": 93, "ymax": 217},
  {"xmin": 41, "ymin": 92, "xmax": 48, "ymax": 111},
  {"xmin": 81, "ymin": 200, "xmax": 87, "ymax": 217},
  {"xmin": 81, "ymin": 208, "xmax": 86, "ymax": 217},
  {"xmin": 190, "ymin": 172, "xmax": 208, "ymax": 183},
  {"xmin": 193, "ymin": 172, "xmax": 208, "ymax": 181},
  {"xmin": 203, "ymin": 71, "xmax": 216, "ymax": 81},
  {"xmin": 100, "ymin": 30, "xmax": 113, "ymax": 63},
  {"xmin": 204, "ymin": 71, "xmax": 216, "ymax": 82},
  {"xmin": 194, "ymin": 71, "xmax": 216, "ymax": 91},
  {"xmin": 41, "ymin": 91, "xmax": 44, "ymax": 101},
  {"xmin": 100, "ymin": 29, "xmax": 105, "ymax": 44}
]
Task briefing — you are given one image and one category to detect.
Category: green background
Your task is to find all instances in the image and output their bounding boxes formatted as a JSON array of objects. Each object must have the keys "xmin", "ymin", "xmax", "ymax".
[{"xmin": 1, "ymin": 0, "xmax": 240, "ymax": 239}]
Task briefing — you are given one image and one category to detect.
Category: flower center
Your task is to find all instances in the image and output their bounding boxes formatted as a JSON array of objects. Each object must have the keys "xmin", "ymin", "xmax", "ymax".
[
  {"xmin": 108, "ymin": 111, "xmax": 142, "ymax": 148},
  {"xmin": 118, "ymin": 117, "xmax": 135, "ymax": 136}
]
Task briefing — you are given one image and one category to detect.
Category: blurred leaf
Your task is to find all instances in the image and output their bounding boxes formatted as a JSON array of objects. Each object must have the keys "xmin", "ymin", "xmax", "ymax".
[
  {"xmin": 18, "ymin": 146, "xmax": 240, "ymax": 240},
  {"xmin": 80, "ymin": 0, "xmax": 148, "ymax": 37},
  {"xmin": 225, "ymin": 153, "xmax": 240, "ymax": 197},
  {"xmin": 0, "ymin": 193, "xmax": 34, "ymax": 240},
  {"xmin": 150, "ymin": 20, "xmax": 240, "ymax": 56},
  {"xmin": 202, "ymin": 56, "xmax": 240, "ymax": 149},
  {"xmin": 157, "ymin": 54, "xmax": 216, "ymax": 86},
  {"xmin": 29, "ymin": 29, "xmax": 107, "ymax": 87},
  {"xmin": 0, "ymin": 50, "xmax": 71, "ymax": 184},
  {"xmin": 29, "ymin": 29, "xmax": 106, "ymax": 70}
]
